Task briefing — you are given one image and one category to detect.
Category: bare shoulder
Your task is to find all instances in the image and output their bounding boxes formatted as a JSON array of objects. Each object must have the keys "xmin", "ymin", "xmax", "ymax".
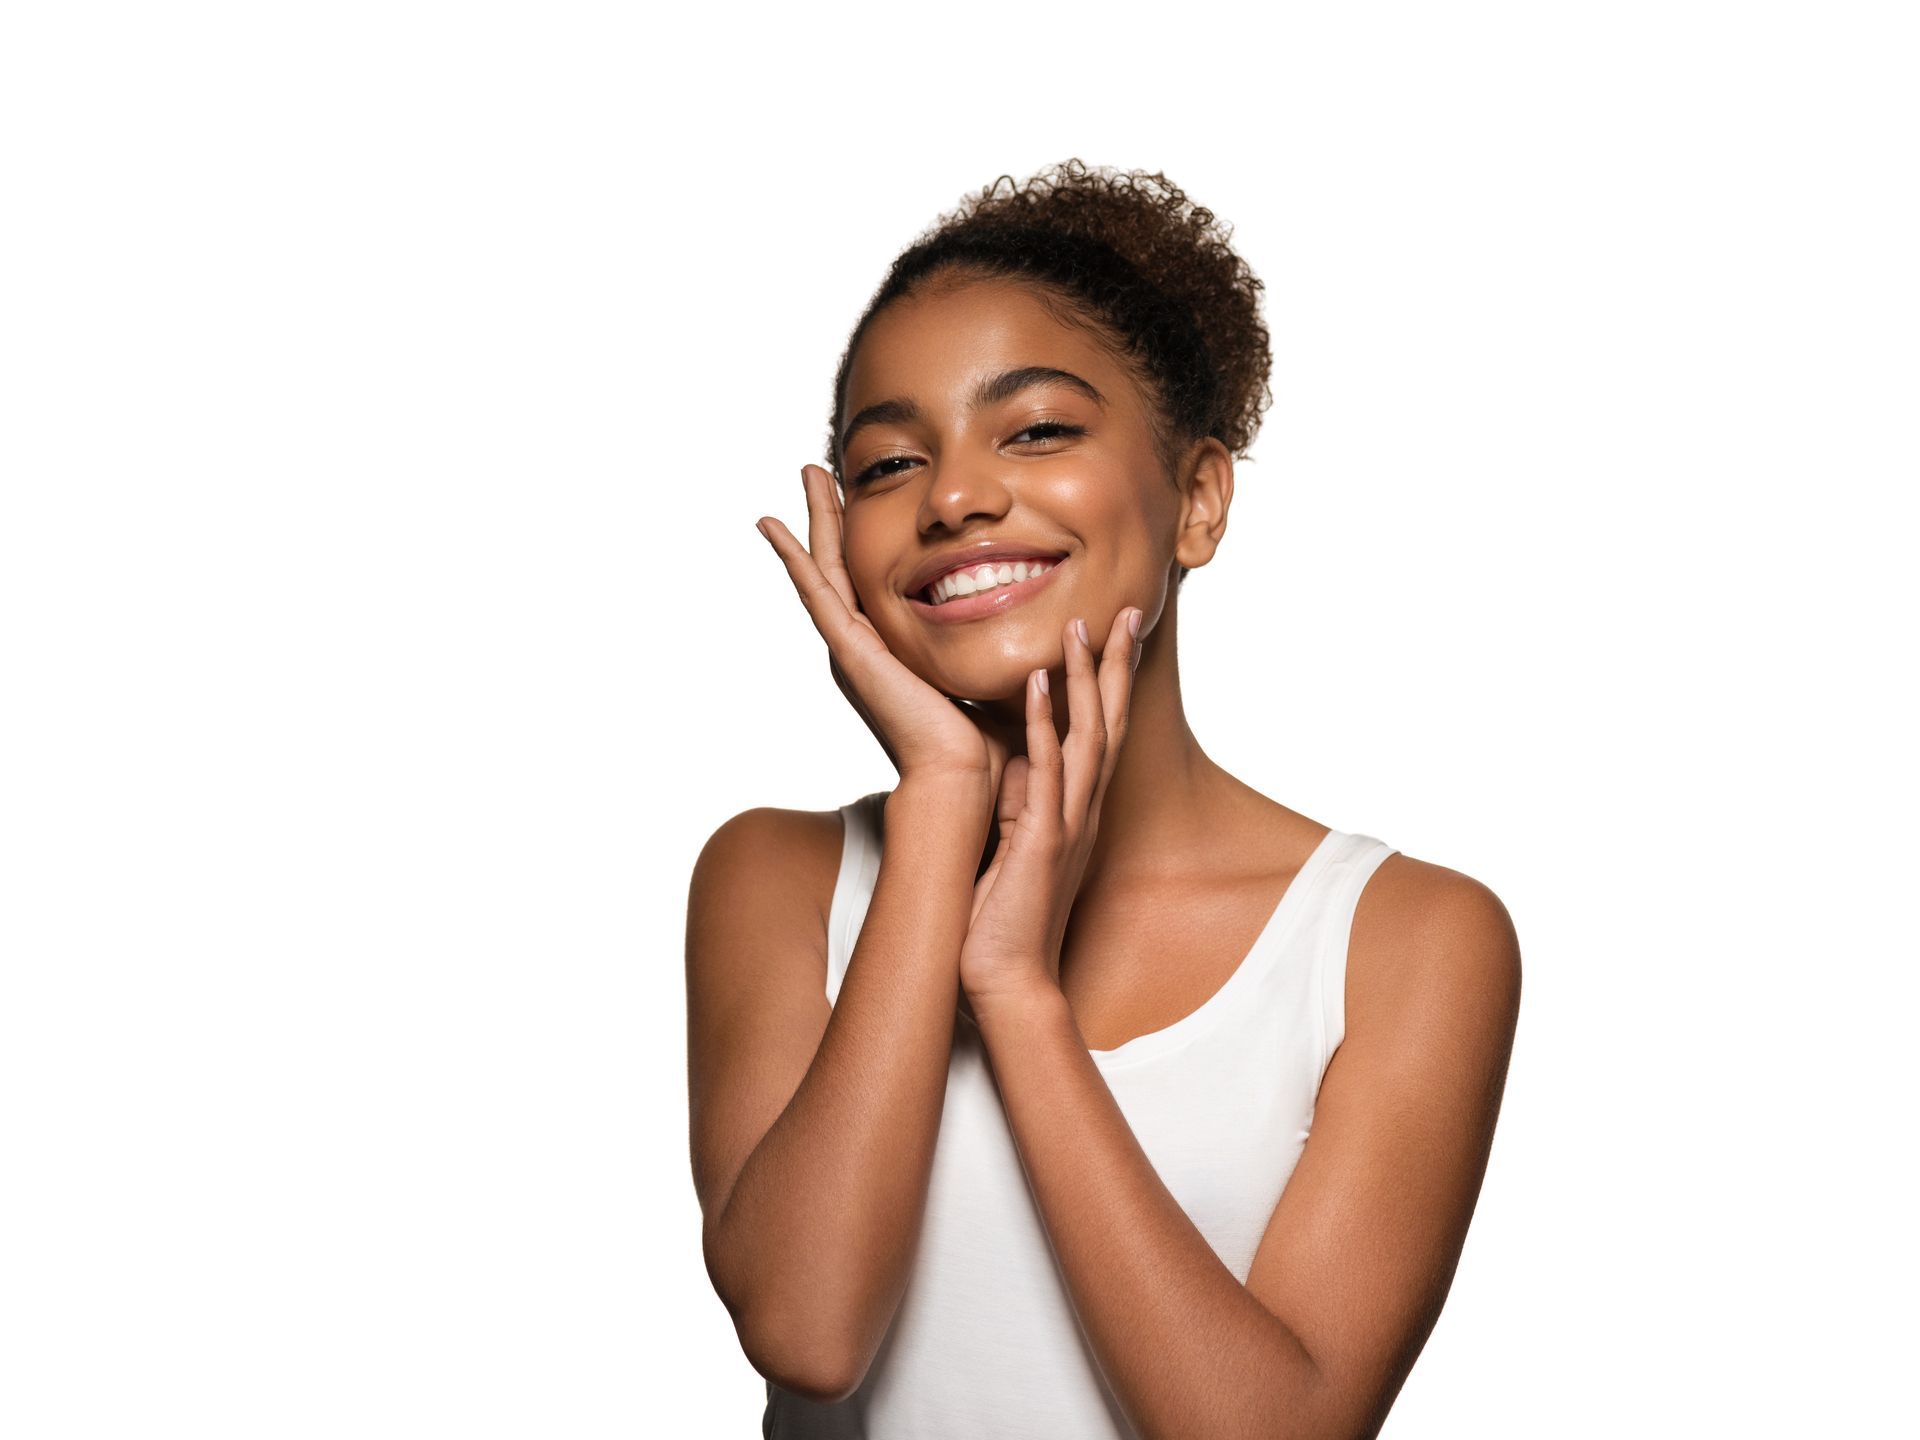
[
  {"xmin": 685, "ymin": 802, "xmax": 851, "ymax": 1238},
  {"xmin": 688, "ymin": 803, "xmax": 846, "ymax": 945},
  {"xmin": 1346, "ymin": 849, "xmax": 1522, "ymax": 1053},
  {"xmin": 1244, "ymin": 847, "xmax": 1521, "ymax": 1430}
]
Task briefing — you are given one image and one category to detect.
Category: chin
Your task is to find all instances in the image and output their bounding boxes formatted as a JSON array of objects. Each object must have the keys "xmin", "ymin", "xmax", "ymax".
[
  {"xmin": 892, "ymin": 645, "xmax": 999, "ymax": 697},
  {"xmin": 949, "ymin": 683, "xmax": 1029, "ymax": 710},
  {"xmin": 933, "ymin": 661, "xmax": 1044, "ymax": 708}
]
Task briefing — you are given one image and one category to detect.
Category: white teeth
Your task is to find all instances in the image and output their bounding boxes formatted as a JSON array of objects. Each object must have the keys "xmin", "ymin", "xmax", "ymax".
[{"xmin": 926, "ymin": 558, "xmax": 1054, "ymax": 606}]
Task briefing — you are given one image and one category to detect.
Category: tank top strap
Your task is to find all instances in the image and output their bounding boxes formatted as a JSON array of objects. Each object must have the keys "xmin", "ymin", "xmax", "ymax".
[
  {"xmin": 1311, "ymin": 832, "xmax": 1398, "ymax": 1086},
  {"xmin": 824, "ymin": 789, "xmax": 889, "ymax": 1003}
]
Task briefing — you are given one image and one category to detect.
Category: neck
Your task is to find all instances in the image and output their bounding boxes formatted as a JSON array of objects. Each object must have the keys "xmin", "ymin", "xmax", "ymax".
[
  {"xmin": 1081, "ymin": 581, "xmax": 1236, "ymax": 890},
  {"xmin": 971, "ymin": 581, "xmax": 1235, "ymax": 889}
]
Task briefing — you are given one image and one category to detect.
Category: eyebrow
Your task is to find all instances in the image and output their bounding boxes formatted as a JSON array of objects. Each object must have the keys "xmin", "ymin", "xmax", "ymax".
[{"xmin": 839, "ymin": 366, "xmax": 1107, "ymax": 454}]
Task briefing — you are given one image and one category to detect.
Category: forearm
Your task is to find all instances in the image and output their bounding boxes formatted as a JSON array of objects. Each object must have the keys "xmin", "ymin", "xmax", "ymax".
[
  {"xmin": 972, "ymin": 985, "xmax": 1322, "ymax": 1440},
  {"xmin": 713, "ymin": 773, "xmax": 989, "ymax": 1392}
]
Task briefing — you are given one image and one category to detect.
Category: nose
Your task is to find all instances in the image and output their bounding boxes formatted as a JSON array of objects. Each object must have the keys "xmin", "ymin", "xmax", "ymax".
[{"xmin": 916, "ymin": 455, "xmax": 1013, "ymax": 535}]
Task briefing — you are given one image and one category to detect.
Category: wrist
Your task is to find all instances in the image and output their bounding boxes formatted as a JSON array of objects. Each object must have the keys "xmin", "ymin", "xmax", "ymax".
[
  {"xmin": 888, "ymin": 768, "xmax": 993, "ymax": 817},
  {"xmin": 963, "ymin": 975, "xmax": 1069, "ymax": 1032}
]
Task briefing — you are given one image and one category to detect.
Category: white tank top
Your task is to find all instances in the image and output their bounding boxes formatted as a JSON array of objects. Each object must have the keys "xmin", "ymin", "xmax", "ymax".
[{"xmin": 763, "ymin": 790, "xmax": 1397, "ymax": 1439}]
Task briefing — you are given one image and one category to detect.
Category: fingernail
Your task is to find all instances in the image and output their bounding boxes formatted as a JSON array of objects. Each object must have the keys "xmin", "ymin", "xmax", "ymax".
[
  {"xmin": 1035, "ymin": 668, "xmax": 1049, "ymax": 696},
  {"xmin": 1075, "ymin": 617, "xmax": 1089, "ymax": 647},
  {"xmin": 755, "ymin": 519, "xmax": 771, "ymax": 541},
  {"xmin": 1127, "ymin": 608, "xmax": 1141, "ymax": 638}
]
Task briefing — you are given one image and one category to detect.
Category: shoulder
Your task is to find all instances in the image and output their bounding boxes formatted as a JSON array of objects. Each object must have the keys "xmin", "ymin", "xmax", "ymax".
[
  {"xmin": 695, "ymin": 802, "xmax": 846, "ymax": 866},
  {"xmin": 1249, "ymin": 850, "xmax": 1519, "ymax": 1429},
  {"xmin": 688, "ymin": 803, "xmax": 849, "ymax": 949},
  {"xmin": 1345, "ymin": 850, "xmax": 1522, "ymax": 1053}
]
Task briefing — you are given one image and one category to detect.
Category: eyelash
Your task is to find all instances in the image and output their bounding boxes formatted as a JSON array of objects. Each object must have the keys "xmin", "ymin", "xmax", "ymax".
[{"xmin": 850, "ymin": 421, "xmax": 1086, "ymax": 488}]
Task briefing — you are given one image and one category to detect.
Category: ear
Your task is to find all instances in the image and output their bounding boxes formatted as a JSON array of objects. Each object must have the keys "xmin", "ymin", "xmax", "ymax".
[{"xmin": 1172, "ymin": 437, "xmax": 1235, "ymax": 574}]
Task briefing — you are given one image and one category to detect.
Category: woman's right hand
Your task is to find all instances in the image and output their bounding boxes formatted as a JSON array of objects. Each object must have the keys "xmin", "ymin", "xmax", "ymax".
[{"xmin": 756, "ymin": 464, "xmax": 1014, "ymax": 804}]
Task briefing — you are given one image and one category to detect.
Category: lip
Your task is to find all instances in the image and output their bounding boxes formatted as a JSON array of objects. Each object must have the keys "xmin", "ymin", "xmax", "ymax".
[
  {"xmin": 902, "ymin": 543, "xmax": 1070, "ymax": 599},
  {"xmin": 905, "ymin": 555, "xmax": 1069, "ymax": 625}
]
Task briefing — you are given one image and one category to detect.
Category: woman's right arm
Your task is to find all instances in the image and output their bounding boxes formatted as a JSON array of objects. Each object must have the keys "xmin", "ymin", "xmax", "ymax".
[{"xmin": 686, "ymin": 770, "xmax": 989, "ymax": 1404}]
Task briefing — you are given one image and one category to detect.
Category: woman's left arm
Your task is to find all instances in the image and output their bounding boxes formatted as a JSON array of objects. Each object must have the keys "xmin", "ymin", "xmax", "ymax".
[{"xmin": 968, "ymin": 861, "xmax": 1520, "ymax": 1440}]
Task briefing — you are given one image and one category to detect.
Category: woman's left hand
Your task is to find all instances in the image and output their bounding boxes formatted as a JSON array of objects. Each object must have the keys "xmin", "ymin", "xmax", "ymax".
[{"xmin": 959, "ymin": 608, "xmax": 1143, "ymax": 1010}]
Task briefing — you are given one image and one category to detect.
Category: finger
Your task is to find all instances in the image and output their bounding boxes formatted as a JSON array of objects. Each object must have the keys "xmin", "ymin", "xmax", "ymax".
[
  {"xmin": 969, "ymin": 710, "xmax": 1013, "ymax": 814},
  {"xmin": 968, "ymin": 856, "xmax": 1003, "ymax": 929},
  {"xmin": 1024, "ymin": 665, "xmax": 1062, "ymax": 840},
  {"xmin": 1060, "ymin": 615, "xmax": 1107, "ymax": 825},
  {"xmin": 757, "ymin": 512, "xmax": 877, "ymax": 667},
  {"xmin": 1092, "ymin": 607, "xmax": 1141, "ymax": 811},
  {"xmin": 996, "ymin": 753, "xmax": 1031, "ymax": 828},
  {"xmin": 801, "ymin": 464, "xmax": 868, "ymax": 624}
]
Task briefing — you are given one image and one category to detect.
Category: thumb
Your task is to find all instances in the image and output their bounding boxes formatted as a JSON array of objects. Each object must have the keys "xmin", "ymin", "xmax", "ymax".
[{"xmin": 997, "ymin": 754, "xmax": 1031, "ymax": 827}]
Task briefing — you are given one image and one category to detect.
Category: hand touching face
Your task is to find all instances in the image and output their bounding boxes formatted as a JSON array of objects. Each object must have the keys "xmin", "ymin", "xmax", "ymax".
[{"xmin": 832, "ymin": 276, "xmax": 1207, "ymax": 709}]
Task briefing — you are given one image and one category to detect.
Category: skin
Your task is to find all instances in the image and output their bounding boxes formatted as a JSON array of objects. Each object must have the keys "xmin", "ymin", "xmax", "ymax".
[
  {"xmin": 729, "ymin": 273, "xmax": 1522, "ymax": 1431},
  {"xmin": 833, "ymin": 275, "xmax": 1309, "ymax": 960}
]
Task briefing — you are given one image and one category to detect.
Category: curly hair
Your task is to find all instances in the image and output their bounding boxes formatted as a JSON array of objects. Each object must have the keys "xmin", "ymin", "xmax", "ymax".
[{"xmin": 823, "ymin": 158, "xmax": 1273, "ymax": 586}]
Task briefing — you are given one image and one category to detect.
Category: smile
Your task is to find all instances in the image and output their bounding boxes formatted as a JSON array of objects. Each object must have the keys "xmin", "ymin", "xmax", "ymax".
[{"xmin": 905, "ymin": 556, "xmax": 1068, "ymax": 624}]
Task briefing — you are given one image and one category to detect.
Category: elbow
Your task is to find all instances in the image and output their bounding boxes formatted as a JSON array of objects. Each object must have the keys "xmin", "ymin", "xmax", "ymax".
[
  {"xmin": 738, "ymin": 1308, "xmax": 864, "ymax": 1406},
  {"xmin": 757, "ymin": 1354, "xmax": 862, "ymax": 1407},
  {"xmin": 708, "ymin": 1248, "xmax": 863, "ymax": 1404},
  {"xmin": 703, "ymin": 1214, "xmax": 869, "ymax": 1403}
]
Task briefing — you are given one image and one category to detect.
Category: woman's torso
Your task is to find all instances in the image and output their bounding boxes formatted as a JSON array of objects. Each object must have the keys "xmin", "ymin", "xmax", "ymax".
[{"xmin": 763, "ymin": 788, "xmax": 1397, "ymax": 1439}]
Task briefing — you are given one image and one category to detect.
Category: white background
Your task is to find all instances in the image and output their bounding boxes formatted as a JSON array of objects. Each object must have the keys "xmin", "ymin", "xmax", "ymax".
[{"xmin": 4, "ymin": 2, "xmax": 1914, "ymax": 1435}]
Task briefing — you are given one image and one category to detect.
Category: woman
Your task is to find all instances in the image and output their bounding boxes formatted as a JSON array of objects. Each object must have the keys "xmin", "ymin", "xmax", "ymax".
[{"xmin": 687, "ymin": 159, "xmax": 1521, "ymax": 1438}]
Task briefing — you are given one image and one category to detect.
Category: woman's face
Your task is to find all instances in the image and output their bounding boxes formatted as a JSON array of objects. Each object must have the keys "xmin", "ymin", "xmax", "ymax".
[{"xmin": 837, "ymin": 277, "xmax": 1189, "ymax": 704}]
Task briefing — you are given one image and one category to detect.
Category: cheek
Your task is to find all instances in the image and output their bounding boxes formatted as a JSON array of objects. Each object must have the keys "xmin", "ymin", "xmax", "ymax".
[
  {"xmin": 1073, "ymin": 480, "xmax": 1173, "ymax": 569},
  {"xmin": 841, "ymin": 550, "xmax": 913, "ymax": 644},
  {"xmin": 836, "ymin": 524, "xmax": 886, "ymax": 608},
  {"xmin": 1129, "ymin": 474, "xmax": 1185, "ymax": 563}
]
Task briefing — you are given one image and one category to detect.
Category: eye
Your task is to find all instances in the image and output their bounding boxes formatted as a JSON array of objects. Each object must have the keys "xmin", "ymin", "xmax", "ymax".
[
  {"xmin": 1011, "ymin": 420, "xmax": 1084, "ymax": 447},
  {"xmin": 850, "ymin": 452, "xmax": 917, "ymax": 487},
  {"xmin": 847, "ymin": 422, "xmax": 1087, "ymax": 488}
]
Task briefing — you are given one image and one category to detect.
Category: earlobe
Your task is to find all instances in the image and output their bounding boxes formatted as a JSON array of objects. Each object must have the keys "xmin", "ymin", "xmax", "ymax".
[{"xmin": 1174, "ymin": 437, "xmax": 1235, "ymax": 573}]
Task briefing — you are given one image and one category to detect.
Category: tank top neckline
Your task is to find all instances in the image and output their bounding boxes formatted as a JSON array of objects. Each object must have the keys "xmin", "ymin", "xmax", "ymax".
[{"xmin": 933, "ymin": 815, "xmax": 1350, "ymax": 1070}]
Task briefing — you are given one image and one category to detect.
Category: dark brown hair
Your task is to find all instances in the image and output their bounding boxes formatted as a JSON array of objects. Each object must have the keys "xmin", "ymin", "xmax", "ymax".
[{"xmin": 824, "ymin": 158, "xmax": 1273, "ymax": 585}]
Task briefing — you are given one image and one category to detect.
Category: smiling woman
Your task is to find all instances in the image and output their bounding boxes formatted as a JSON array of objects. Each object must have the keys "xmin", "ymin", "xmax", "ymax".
[{"xmin": 687, "ymin": 158, "xmax": 1521, "ymax": 1439}]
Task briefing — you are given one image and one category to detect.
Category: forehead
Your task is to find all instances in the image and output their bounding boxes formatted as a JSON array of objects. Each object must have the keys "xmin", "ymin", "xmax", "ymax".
[{"xmin": 844, "ymin": 279, "xmax": 1132, "ymax": 413}]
